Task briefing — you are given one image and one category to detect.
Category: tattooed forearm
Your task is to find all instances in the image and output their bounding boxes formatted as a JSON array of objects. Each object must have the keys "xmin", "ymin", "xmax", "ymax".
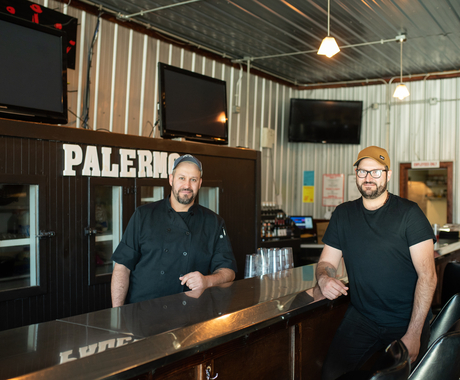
[
  {"xmin": 325, "ymin": 265, "xmax": 337, "ymax": 278},
  {"xmin": 316, "ymin": 260, "xmax": 338, "ymax": 281}
]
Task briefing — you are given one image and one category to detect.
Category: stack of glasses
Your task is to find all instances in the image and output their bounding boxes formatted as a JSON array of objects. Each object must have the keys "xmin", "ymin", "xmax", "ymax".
[{"xmin": 244, "ymin": 247, "xmax": 294, "ymax": 279}]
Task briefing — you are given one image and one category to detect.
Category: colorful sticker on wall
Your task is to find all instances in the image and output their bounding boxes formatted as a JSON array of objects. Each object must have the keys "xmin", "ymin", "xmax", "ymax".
[{"xmin": 303, "ymin": 171, "xmax": 314, "ymax": 203}]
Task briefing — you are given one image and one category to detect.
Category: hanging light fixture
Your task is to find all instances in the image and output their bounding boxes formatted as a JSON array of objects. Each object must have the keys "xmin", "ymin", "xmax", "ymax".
[
  {"xmin": 317, "ymin": 0, "xmax": 340, "ymax": 58},
  {"xmin": 393, "ymin": 34, "xmax": 410, "ymax": 100}
]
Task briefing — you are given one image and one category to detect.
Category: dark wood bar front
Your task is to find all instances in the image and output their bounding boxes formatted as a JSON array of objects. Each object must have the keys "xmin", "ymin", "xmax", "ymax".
[
  {"xmin": 0, "ymin": 119, "xmax": 260, "ymax": 331},
  {"xmin": 0, "ymin": 264, "xmax": 349, "ymax": 380}
]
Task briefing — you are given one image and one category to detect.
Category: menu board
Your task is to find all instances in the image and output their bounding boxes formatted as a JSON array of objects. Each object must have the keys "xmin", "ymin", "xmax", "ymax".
[{"xmin": 322, "ymin": 174, "xmax": 344, "ymax": 207}]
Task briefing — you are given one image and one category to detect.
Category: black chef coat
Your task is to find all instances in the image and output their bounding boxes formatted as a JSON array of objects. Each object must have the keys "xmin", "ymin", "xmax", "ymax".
[{"xmin": 112, "ymin": 196, "xmax": 237, "ymax": 304}]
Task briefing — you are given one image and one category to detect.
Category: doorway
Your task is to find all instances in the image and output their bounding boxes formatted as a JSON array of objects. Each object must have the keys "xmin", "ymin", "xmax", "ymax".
[{"xmin": 399, "ymin": 162, "xmax": 453, "ymax": 225}]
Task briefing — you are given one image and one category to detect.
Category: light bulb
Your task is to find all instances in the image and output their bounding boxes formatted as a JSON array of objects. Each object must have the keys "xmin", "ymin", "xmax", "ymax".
[
  {"xmin": 393, "ymin": 84, "xmax": 410, "ymax": 100},
  {"xmin": 317, "ymin": 37, "xmax": 340, "ymax": 58}
]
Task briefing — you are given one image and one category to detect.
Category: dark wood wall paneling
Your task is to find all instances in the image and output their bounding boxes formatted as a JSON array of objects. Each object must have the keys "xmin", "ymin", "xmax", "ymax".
[
  {"xmin": 200, "ymin": 155, "xmax": 259, "ymax": 277},
  {"xmin": 0, "ymin": 119, "xmax": 260, "ymax": 331}
]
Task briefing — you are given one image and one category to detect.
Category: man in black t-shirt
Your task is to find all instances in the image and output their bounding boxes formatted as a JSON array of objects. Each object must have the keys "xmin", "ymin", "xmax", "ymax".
[
  {"xmin": 316, "ymin": 146, "xmax": 437, "ymax": 380},
  {"xmin": 111, "ymin": 154, "xmax": 237, "ymax": 307}
]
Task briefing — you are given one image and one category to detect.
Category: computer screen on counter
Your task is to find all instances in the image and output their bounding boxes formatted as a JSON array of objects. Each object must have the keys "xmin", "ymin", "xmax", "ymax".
[{"xmin": 291, "ymin": 216, "xmax": 314, "ymax": 230}]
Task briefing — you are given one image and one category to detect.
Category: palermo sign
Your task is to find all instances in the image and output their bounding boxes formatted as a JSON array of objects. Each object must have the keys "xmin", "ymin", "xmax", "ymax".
[{"xmin": 63, "ymin": 144, "xmax": 179, "ymax": 178}]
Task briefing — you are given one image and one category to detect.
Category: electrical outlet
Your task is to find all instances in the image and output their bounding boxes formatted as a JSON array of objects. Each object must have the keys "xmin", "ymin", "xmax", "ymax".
[
  {"xmin": 262, "ymin": 128, "xmax": 275, "ymax": 148},
  {"xmin": 233, "ymin": 105, "xmax": 241, "ymax": 114}
]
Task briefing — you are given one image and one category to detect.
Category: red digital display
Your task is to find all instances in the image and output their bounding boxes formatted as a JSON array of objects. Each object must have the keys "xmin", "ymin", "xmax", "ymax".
[{"xmin": 0, "ymin": 0, "xmax": 77, "ymax": 69}]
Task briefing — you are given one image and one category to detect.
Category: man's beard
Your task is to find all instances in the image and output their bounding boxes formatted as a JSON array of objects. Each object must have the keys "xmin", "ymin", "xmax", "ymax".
[
  {"xmin": 173, "ymin": 187, "xmax": 196, "ymax": 205},
  {"xmin": 357, "ymin": 180, "xmax": 387, "ymax": 199}
]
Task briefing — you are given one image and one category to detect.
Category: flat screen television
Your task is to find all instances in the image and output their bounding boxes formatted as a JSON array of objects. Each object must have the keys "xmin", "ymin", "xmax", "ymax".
[
  {"xmin": 288, "ymin": 99, "xmax": 363, "ymax": 144},
  {"xmin": 0, "ymin": 12, "xmax": 68, "ymax": 124},
  {"xmin": 158, "ymin": 63, "xmax": 228, "ymax": 144}
]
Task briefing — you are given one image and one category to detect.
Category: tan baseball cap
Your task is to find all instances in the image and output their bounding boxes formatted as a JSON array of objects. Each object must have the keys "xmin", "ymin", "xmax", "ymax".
[{"xmin": 354, "ymin": 146, "xmax": 390, "ymax": 169}]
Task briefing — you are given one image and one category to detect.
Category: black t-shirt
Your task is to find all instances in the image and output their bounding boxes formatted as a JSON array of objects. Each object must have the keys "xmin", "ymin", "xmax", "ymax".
[
  {"xmin": 323, "ymin": 194, "xmax": 435, "ymax": 327},
  {"xmin": 112, "ymin": 197, "xmax": 237, "ymax": 304}
]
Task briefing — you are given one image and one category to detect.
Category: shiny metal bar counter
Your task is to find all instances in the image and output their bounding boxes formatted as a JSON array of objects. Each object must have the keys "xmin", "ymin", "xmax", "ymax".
[{"xmin": 0, "ymin": 263, "xmax": 348, "ymax": 380}]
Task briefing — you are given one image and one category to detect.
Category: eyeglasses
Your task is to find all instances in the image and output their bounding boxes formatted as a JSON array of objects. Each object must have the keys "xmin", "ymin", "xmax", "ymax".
[{"xmin": 356, "ymin": 169, "xmax": 387, "ymax": 179}]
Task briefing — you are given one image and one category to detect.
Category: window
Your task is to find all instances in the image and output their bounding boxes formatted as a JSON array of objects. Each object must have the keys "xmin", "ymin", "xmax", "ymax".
[
  {"xmin": 198, "ymin": 180, "xmax": 222, "ymax": 214},
  {"xmin": 0, "ymin": 184, "xmax": 39, "ymax": 292},
  {"xmin": 135, "ymin": 179, "xmax": 168, "ymax": 208},
  {"xmin": 93, "ymin": 185, "xmax": 122, "ymax": 276},
  {"xmin": 88, "ymin": 178, "xmax": 129, "ymax": 285},
  {"xmin": 198, "ymin": 187, "xmax": 219, "ymax": 214},
  {"xmin": 139, "ymin": 186, "xmax": 164, "ymax": 206}
]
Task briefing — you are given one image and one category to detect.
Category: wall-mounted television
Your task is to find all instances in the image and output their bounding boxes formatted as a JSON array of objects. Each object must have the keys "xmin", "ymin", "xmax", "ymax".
[
  {"xmin": 158, "ymin": 63, "xmax": 228, "ymax": 145},
  {"xmin": 288, "ymin": 99, "xmax": 363, "ymax": 144},
  {"xmin": 0, "ymin": 12, "xmax": 68, "ymax": 124}
]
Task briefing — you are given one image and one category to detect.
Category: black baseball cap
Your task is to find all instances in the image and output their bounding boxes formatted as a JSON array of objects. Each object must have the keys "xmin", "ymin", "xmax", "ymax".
[{"xmin": 172, "ymin": 154, "xmax": 203, "ymax": 174}]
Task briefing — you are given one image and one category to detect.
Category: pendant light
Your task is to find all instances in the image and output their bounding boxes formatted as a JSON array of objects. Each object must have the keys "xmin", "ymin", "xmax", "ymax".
[
  {"xmin": 393, "ymin": 34, "xmax": 410, "ymax": 100},
  {"xmin": 317, "ymin": 0, "xmax": 340, "ymax": 58}
]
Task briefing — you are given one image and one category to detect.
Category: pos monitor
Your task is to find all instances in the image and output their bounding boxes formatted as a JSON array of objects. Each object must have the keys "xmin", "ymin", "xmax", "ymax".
[{"xmin": 291, "ymin": 216, "xmax": 314, "ymax": 231}]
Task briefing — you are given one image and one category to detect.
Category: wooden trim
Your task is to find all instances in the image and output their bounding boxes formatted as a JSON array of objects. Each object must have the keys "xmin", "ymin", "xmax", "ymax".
[
  {"xmin": 0, "ymin": 118, "xmax": 258, "ymax": 161},
  {"xmin": 399, "ymin": 163, "xmax": 411, "ymax": 200}
]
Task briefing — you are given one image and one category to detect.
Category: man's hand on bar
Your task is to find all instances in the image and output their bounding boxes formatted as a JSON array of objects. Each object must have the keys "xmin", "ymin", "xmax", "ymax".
[
  {"xmin": 180, "ymin": 268, "xmax": 235, "ymax": 291},
  {"xmin": 317, "ymin": 275, "xmax": 348, "ymax": 300}
]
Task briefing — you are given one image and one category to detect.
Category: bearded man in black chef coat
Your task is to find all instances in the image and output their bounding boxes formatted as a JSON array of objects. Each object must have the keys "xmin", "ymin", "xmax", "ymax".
[{"xmin": 111, "ymin": 154, "xmax": 237, "ymax": 307}]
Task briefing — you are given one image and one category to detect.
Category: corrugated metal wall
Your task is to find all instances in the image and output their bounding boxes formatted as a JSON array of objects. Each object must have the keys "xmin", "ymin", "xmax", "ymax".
[
  {"xmin": 273, "ymin": 80, "xmax": 460, "ymax": 222},
  {"xmin": 46, "ymin": 2, "xmax": 460, "ymax": 222}
]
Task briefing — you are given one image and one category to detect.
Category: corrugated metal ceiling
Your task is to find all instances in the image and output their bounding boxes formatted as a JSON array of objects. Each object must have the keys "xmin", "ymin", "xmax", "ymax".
[{"xmin": 82, "ymin": 0, "xmax": 460, "ymax": 84}]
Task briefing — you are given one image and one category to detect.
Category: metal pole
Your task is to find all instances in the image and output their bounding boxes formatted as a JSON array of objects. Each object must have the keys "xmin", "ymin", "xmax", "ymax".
[
  {"xmin": 245, "ymin": 59, "xmax": 251, "ymax": 148},
  {"xmin": 233, "ymin": 37, "xmax": 399, "ymax": 62},
  {"xmin": 120, "ymin": 0, "xmax": 205, "ymax": 19}
]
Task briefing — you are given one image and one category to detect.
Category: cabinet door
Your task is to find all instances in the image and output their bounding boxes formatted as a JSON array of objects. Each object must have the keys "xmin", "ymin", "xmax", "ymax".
[
  {"xmin": 0, "ymin": 176, "xmax": 47, "ymax": 301},
  {"xmin": 211, "ymin": 327, "xmax": 292, "ymax": 380},
  {"xmin": 88, "ymin": 178, "xmax": 132, "ymax": 285}
]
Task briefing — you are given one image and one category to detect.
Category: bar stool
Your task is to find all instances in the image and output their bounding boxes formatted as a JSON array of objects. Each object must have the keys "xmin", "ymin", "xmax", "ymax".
[
  {"xmin": 336, "ymin": 340, "xmax": 409, "ymax": 380},
  {"xmin": 428, "ymin": 293, "xmax": 460, "ymax": 347},
  {"xmin": 408, "ymin": 330, "xmax": 460, "ymax": 380}
]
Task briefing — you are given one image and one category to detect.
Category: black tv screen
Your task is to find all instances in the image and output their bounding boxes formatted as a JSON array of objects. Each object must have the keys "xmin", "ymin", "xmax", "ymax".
[
  {"xmin": 158, "ymin": 63, "xmax": 228, "ymax": 144},
  {"xmin": 288, "ymin": 99, "xmax": 363, "ymax": 144},
  {"xmin": 0, "ymin": 12, "xmax": 67, "ymax": 124}
]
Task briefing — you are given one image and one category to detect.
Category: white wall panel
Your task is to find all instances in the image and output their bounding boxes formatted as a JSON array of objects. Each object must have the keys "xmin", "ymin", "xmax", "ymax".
[
  {"xmin": 93, "ymin": 19, "xmax": 115, "ymax": 132},
  {"xmin": 234, "ymin": 67, "xmax": 245, "ymax": 147}
]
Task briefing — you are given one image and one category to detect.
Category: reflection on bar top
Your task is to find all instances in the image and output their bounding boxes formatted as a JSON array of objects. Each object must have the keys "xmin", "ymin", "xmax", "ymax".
[{"xmin": 0, "ymin": 264, "xmax": 348, "ymax": 380}]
